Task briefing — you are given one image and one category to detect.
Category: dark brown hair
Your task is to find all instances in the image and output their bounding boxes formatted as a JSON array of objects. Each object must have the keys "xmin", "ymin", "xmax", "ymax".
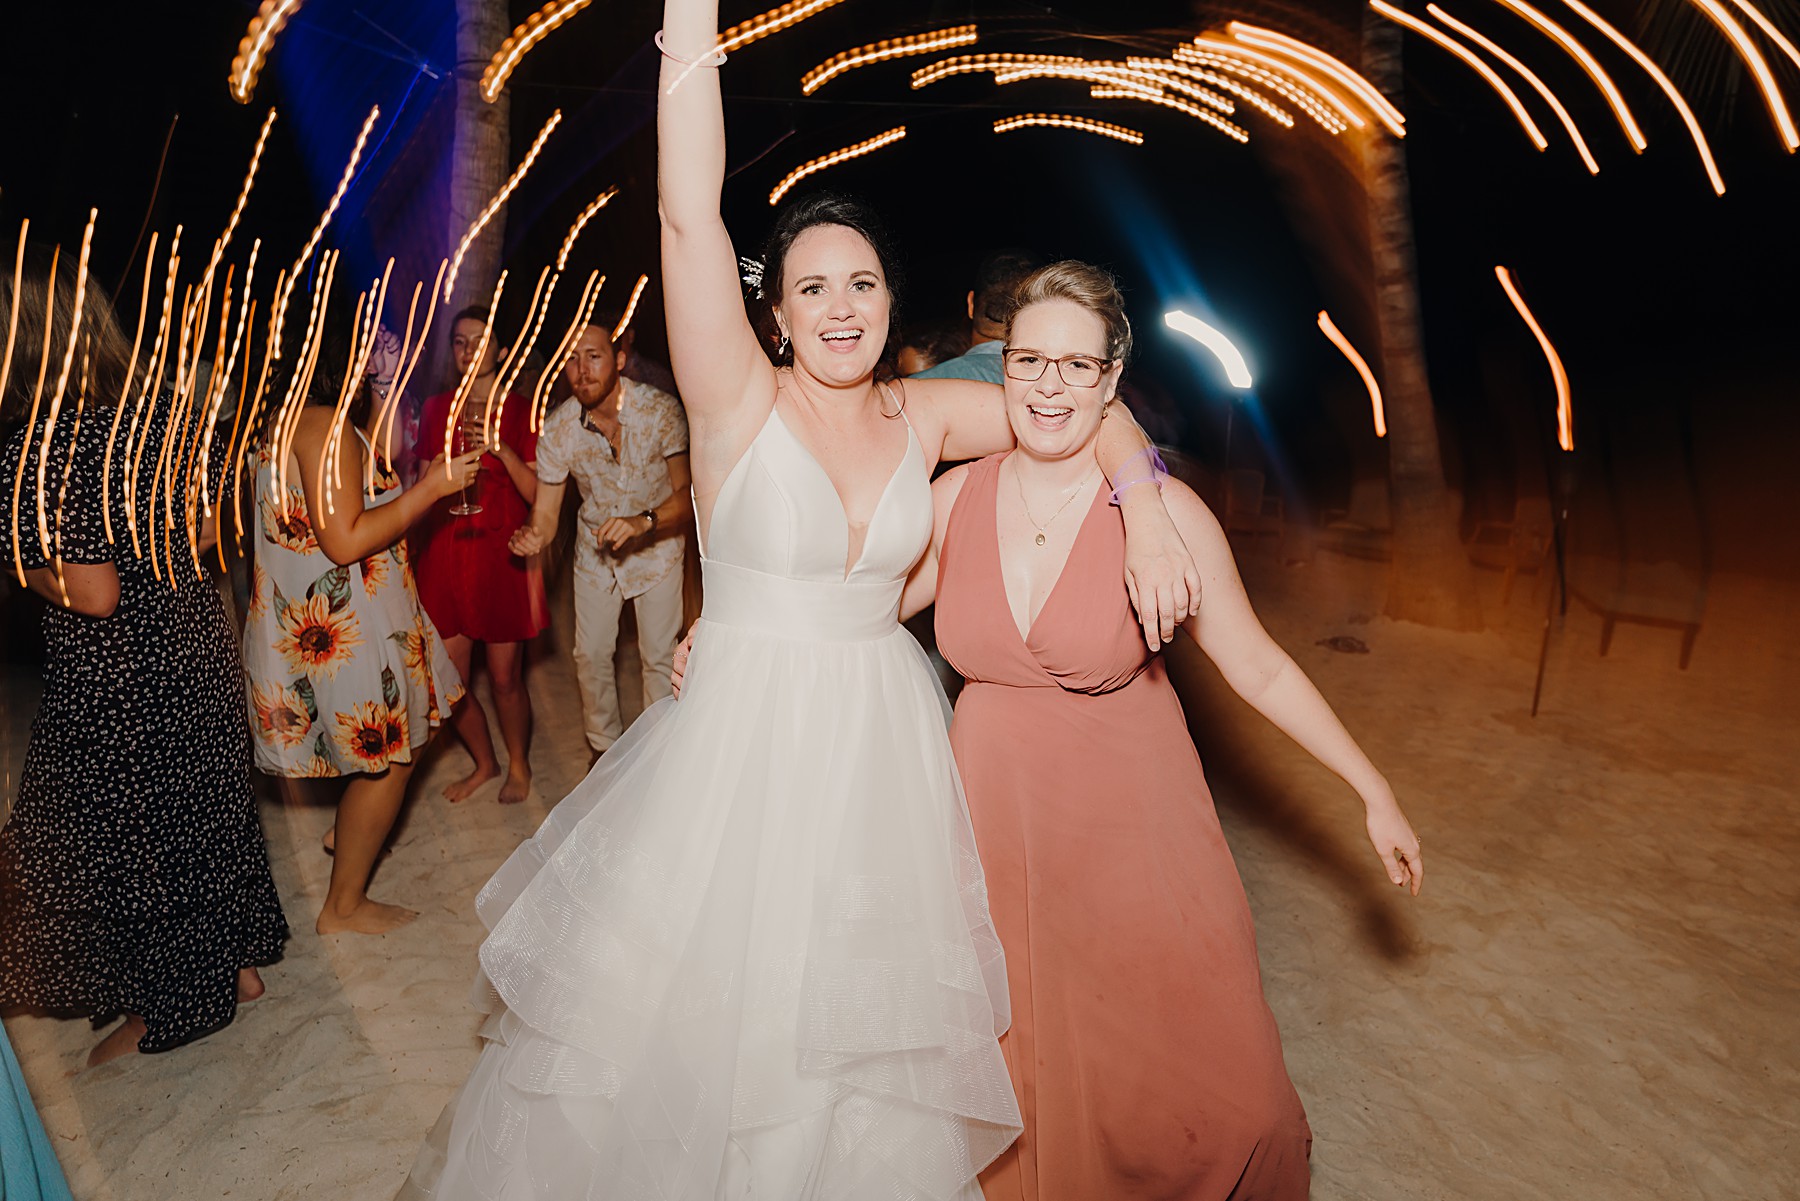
[{"xmin": 756, "ymin": 191, "xmax": 904, "ymax": 370}]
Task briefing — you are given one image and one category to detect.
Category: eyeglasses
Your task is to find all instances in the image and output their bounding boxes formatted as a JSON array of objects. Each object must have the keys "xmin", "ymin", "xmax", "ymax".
[{"xmin": 1002, "ymin": 348, "xmax": 1114, "ymax": 388}]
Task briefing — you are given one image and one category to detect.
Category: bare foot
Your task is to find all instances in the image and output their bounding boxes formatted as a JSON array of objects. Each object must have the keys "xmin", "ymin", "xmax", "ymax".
[
  {"xmin": 498, "ymin": 769, "xmax": 531, "ymax": 805},
  {"xmin": 316, "ymin": 899, "xmax": 419, "ymax": 935},
  {"xmin": 237, "ymin": 967, "xmax": 266, "ymax": 1003},
  {"xmin": 87, "ymin": 1015, "xmax": 147, "ymax": 1068},
  {"xmin": 443, "ymin": 762, "xmax": 500, "ymax": 803}
]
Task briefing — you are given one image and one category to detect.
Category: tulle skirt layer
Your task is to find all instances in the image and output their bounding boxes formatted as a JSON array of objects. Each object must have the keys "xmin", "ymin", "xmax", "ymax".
[{"xmin": 401, "ymin": 613, "xmax": 1021, "ymax": 1200}]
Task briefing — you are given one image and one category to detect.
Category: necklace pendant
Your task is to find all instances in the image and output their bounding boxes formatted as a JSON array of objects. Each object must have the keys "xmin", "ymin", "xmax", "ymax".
[{"xmin": 1035, "ymin": 532, "xmax": 1047, "ymax": 547}]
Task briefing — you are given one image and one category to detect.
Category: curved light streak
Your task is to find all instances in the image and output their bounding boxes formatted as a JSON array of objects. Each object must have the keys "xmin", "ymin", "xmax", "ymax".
[
  {"xmin": 1, "ymin": 221, "xmax": 26, "ymax": 584},
  {"xmin": 229, "ymin": 0, "xmax": 303, "ymax": 103},
  {"xmin": 1191, "ymin": 36, "xmax": 1367, "ymax": 128},
  {"xmin": 1227, "ymin": 22, "xmax": 1408, "ymax": 135},
  {"xmin": 556, "ymin": 185, "xmax": 619, "ymax": 271},
  {"xmin": 721, "ymin": 0, "xmax": 846, "ymax": 54},
  {"xmin": 1088, "ymin": 87, "xmax": 1251, "ymax": 142},
  {"xmin": 1131, "ymin": 58, "xmax": 1297, "ymax": 127},
  {"xmin": 613, "ymin": 274, "xmax": 651, "ymax": 342},
  {"xmin": 533, "ymin": 270, "xmax": 605, "ymax": 430},
  {"xmin": 1317, "ymin": 311, "xmax": 1386, "ymax": 437},
  {"xmin": 1174, "ymin": 45, "xmax": 1349, "ymax": 132},
  {"xmin": 482, "ymin": 0, "xmax": 594, "ymax": 103},
  {"xmin": 445, "ymin": 109, "xmax": 562, "ymax": 301},
  {"xmin": 769, "ymin": 126, "xmax": 907, "ymax": 205},
  {"xmin": 912, "ymin": 53, "xmax": 1083, "ymax": 89},
  {"xmin": 1164, "ymin": 310, "xmax": 1253, "ymax": 389},
  {"xmin": 999, "ymin": 61, "xmax": 1237, "ymax": 113},
  {"xmin": 1683, "ymin": 0, "xmax": 1798, "ymax": 149},
  {"xmin": 1495, "ymin": 266, "xmax": 1573, "ymax": 451},
  {"xmin": 1371, "ymin": 1, "xmax": 1550, "ymax": 150},
  {"xmin": 1492, "ymin": 0, "xmax": 1647, "ymax": 151},
  {"xmin": 272, "ymin": 105, "xmax": 380, "ymax": 350},
  {"xmin": 1425, "ymin": 4, "xmax": 1599, "ymax": 173},
  {"xmin": 802, "ymin": 26, "xmax": 978, "ymax": 94},
  {"xmin": 1725, "ymin": 0, "xmax": 1800, "ymax": 76},
  {"xmin": 993, "ymin": 113, "xmax": 1146, "ymax": 144},
  {"xmin": 1558, "ymin": 0, "xmax": 1727, "ymax": 194},
  {"xmin": 995, "ymin": 65, "xmax": 1165, "ymax": 102}
]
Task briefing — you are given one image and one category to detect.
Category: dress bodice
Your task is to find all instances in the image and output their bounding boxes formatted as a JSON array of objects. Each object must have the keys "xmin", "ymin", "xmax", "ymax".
[
  {"xmin": 936, "ymin": 453, "xmax": 1152, "ymax": 693},
  {"xmin": 698, "ymin": 406, "xmax": 931, "ymax": 645}
]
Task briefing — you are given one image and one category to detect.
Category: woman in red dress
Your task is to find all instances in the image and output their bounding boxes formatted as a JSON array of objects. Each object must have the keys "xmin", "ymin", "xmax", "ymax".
[{"xmin": 412, "ymin": 306, "xmax": 549, "ymax": 804}]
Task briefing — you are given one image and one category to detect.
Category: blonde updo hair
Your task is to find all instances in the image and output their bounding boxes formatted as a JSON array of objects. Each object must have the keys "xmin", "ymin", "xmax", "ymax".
[{"xmin": 1002, "ymin": 260, "xmax": 1133, "ymax": 365}]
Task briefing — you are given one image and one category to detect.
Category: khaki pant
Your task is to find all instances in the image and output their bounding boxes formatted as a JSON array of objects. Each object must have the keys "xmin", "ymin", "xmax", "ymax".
[{"xmin": 571, "ymin": 564, "xmax": 686, "ymax": 753}]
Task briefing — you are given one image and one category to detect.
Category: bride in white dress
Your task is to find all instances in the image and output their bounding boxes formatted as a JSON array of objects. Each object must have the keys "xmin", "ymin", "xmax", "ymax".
[{"xmin": 399, "ymin": 2, "xmax": 1201, "ymax": 1196}]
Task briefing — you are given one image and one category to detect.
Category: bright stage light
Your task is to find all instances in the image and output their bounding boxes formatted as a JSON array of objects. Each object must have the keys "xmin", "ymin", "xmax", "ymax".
[{"xmin": 1164, "ymin": 310, "xmax": 1253, "ymax": 389}]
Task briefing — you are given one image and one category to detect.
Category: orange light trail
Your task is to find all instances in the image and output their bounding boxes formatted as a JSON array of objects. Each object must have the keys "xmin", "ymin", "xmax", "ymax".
[
  {"xmin": 1129, "ymin": 58, "xmax": 1296, "ymax": 127},
  {"xmin": 102, "ymin": 232, "xmax": 158, "ymax": 545},
  {"xmin": 803, "ymin": 26, "xmax": 979, "ymax": 94},
  {"xmin": 720, "ymin": 0, "xmax": 847, "ymax": 54},
  {"xmin": 1088, "ymin": 87, "xmax": 1251, "ymax": 142},
  {"xmin": 1370, "ymin": 1, "xmax": 1549, "ymax": 150},
  {"xmin": 993, "ymin": 113, "xmax": 1146, "ymax": 144},
  {"xmin": 485, "ymin": 267, "xmax": 551, "ymax": 443},
  {"xmin": 995, "ymin": 62, "xmax": 1236, "ymax": 114},
  {"xmin": 445, "ymin": 109, "xmax": 561, "ymax": 302},
  {"xmin": 1557, "ymin": 0, "xmax": 1726, "ymax": 193},
  {"xmin": 1425, "ymin": 4, "xmax": 1599, "ymax": 174},
  {"xmin": 1227, "ymin": 23, "xmax": 1408, "ymax": 136},
  {"xmin": 229, "ymin": 0, "xmax": 303, "ymax": 103},
  {"xmin": 1683, "ymin": 0, "xmax": 1797, "ymax": 150},
  {"xmin": 1725, "ymin": 0, "xmax": 1800, "ymax": 76},
  {"xmin": 273, "ymin": 105, "xmax": 380, "ymax": 349},
  {"xmin": 556, "ymin": 186, "xmax": 618, "ymax": 271},
  {"xmin": 1192, "ymin": 35, "xmax": 1366, "ymax": 128},
  {"xmin": 318, "ymin": 266, "xmax": 389, "ymax": 513},
  {"xmin": 195, "ymin": 240, "xmax": 262, "ymax": 515},
  {"xmin": 3, "ymin": 222, "xmax": 30, "ymax": 587},
  {"xmin": 1492, "ymin": 0, "xmax": 1646, "ymax": 151},
  {"xmin": 35, "ymin": 212, "xmax": 98, "ymax": 562},
  {"xmin": 443, "ymin": 271, "xmax": 507, "ymax": 479},
  {"xmin": 272, "ymin": 251, "xmax": 339, "ymax": 499},
  {"xmin": 371, "ymin": 261, "xmax": 447, "ymax": 469},
  {"xmin": 1317, "ymin": 311, "xmax": 1386, "ymax": 437},
  {"xmin": 911, "ymin": 53, "xmax": 1084, "ymax": 89},
  {"xmin": 532, "ymin": 270, "xmax": 603, "ymax": 430},
  {"xmin": 125, "ymin": 230, "xmax": 183, "ymax": 559},
  {"xmin": 1495, "ymin": 266, "xmax": 1573, "ymax": 451},
  {"xmin": 1173, "ymin": 45, "xmax": 1348, "ymax": 132},
  {"xmin": 482, "ymin": 0, "xmax": 594, "ymax": 102},
  {"xmin": 612, "ymin": 274, "xmax": 650, "ymax": 342},
  {"xmin": 769, "ymin": 126, "xmax": 907, "ymax": 205}
]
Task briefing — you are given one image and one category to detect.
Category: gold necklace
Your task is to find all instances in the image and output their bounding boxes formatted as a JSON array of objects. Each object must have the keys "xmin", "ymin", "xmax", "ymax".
[{"xmin": 1013, "ymin": 460, "xmax": 1096, "ymax": 547}]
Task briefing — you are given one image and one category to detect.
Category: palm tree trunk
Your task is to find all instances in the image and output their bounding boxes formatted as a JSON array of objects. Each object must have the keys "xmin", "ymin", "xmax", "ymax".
[
  {"xmin": 449, "ymin": 0, "xmax": 511, "ymax": 316},
  {"xmin": 1362, "ymin": 11, "xmax": 1482, "ymax": 629}
]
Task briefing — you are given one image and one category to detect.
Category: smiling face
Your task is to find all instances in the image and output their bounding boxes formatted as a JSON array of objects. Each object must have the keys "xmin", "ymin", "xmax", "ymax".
[
  {"xmin": 1004, "ymin": 298, "xmax": 1122, "ymax": 462},
  {"xmin": 772, "ymin": 223, "xmax": 891, "ymax": 386}
]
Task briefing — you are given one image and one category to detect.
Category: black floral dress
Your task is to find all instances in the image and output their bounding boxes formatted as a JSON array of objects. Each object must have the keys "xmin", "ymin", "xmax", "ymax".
[{"xmin": 0, "ymin": 399, "xmax": 289, "ymax": 1053}]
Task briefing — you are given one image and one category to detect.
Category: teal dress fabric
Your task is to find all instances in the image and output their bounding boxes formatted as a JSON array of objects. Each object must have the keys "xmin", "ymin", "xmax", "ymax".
[{"xmin": 0, "ymin": 1022, "xmax": 73, "ymax": 1201}]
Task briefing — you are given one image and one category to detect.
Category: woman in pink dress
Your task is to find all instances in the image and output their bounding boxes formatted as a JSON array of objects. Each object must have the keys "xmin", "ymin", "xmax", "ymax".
[
  {"xmin": 901, "ymin": 262, "xmax": 1425, "ymax": 1199},
  {"xmin": 412, "ymin": 306, "xmax": 549, "ymax": 804}
]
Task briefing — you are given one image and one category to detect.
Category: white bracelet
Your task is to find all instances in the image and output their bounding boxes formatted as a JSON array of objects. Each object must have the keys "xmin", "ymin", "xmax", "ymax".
[{"xmin": 655, "ymin": 30, "xmax": 727, "ymax": 68}]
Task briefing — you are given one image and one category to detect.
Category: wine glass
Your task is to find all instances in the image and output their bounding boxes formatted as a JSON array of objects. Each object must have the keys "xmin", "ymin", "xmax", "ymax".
[{"xmin": 448, "ymin": 412, "xmax": 484, "ymax": 517}]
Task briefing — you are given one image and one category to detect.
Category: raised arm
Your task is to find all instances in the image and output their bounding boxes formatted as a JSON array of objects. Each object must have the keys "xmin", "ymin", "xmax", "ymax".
[
  {"xmin": 291, "ymin": 408, "xmax": 478, "ymax": 566},
  {"xmin": 1165, "ymin": 481, "xmax": 1423, "ymax": 895},
  {"xmin": 658, "ymin": 0, "xmax": 770, "ymax": 421}
]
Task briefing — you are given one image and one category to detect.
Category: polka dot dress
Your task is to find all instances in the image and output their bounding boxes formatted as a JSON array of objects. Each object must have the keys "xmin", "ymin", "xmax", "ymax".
[{"xmin": 0, "ymin": 400, "xmax": 289, "ymax": 1054}]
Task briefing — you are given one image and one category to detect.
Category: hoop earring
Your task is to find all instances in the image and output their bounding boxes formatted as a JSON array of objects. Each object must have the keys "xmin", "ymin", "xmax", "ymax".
[{"xmin": 877, "ymin": 380, "xmax": 905, "ymax": 419}]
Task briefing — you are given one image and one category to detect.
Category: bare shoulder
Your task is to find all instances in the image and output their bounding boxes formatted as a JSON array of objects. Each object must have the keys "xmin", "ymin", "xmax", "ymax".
[
  {"xmin": 1161, "ymin": 476, "xmax": 1230, "ymax": 548},
  {"xmin": 931, "ymin": 460, "xmax": 974, "ymax": 506}
]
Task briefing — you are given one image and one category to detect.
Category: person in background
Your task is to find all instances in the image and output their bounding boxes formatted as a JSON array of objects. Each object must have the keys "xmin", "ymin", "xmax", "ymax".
[
  {"xmin": 0, "ymin": 248, "xmax": 288, "ymax": 1068},
  {"xmin": 242, "ymin": 340, "xmax": 480, "ymax": 934},
  {"xmin": 896, "ymin": 318, "xmax": 970, "ymax": 377},
  {"xmin": 508, "ymin": 319, "xmax": 691, "ymax": 758},
  {"xmin": 412, "ymin": 306, "xmax": 548, "ymax": 804},
  {"xmin": 908, "ymin": 248, "xmax": 1046, "ymax": 385}
]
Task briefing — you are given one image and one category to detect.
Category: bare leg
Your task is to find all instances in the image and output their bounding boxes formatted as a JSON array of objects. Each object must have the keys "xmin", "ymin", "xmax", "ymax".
[
  {"xmin": 87, "ymin": 1014, "xmax": 148, "ymax": 1068},
  {"xmin": 442, "ymin": 634, "xmax": 499, "ymax": 802},
  {"xmin": 487, "ymin": 640, "xmax": 532, "ymax": 804},
  {"xmin": 317, "ymin": 764, "xmax": 419, "ymax": 935}
]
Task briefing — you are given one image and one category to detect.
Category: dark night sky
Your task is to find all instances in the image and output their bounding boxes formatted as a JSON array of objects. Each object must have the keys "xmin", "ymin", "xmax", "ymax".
[{"xmin": 3, "ymin": 0, "xmax": 1796, "ymax": 571}]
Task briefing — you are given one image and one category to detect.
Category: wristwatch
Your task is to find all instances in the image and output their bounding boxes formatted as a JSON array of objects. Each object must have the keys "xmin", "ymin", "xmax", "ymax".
[{"xmin": 640, "ymin": 509, "xmax": 658, "ymax": 533}]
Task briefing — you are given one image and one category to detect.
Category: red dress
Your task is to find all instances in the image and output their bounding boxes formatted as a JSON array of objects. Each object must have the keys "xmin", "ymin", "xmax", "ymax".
[
  {"xmin": 936, "ymin": 454, "xmax": 1311, "ymax": 1200},
  {"xmin": 411, "ymin": 390, "xmax": 548, "ymax": 643}
]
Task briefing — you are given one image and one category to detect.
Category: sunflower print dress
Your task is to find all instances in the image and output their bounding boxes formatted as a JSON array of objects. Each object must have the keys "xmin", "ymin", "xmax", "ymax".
[{"xmin": 242, "ymin": 429, "xmax": 463, "ymax": 777}]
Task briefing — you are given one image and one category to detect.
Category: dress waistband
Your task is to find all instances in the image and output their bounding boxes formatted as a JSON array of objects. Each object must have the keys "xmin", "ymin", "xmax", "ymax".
[{"xmin": 700, "ymin": 560, "xmax": 902, "ymax": 643}]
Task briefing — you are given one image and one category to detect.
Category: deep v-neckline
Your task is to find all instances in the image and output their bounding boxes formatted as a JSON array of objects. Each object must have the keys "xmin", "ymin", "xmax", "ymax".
[
  {"xmin": 994, "ymin": 454, "xmax": 1106, "ymax": 645},
  {"xmin": 771, "ymin": 407, "xmax": 914, "ymax": 582}
]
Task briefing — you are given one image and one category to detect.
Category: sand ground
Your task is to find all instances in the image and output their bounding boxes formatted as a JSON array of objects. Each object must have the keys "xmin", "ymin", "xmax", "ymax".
[{"xmin": 2, "ymin": 540, "xmax": 1795, "ymax": 1200}]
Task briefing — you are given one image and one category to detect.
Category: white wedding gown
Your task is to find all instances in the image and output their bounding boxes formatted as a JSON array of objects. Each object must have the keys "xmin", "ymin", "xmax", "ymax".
[{"xmin": 400, "ymin": 406, "xmax": 1022, "ymax": 1200}]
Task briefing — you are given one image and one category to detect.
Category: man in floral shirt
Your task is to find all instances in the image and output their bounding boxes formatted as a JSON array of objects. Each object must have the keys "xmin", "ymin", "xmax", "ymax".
[{"xmin": 510, "ymin": 322, "xmax": 691, "ymax": 755}]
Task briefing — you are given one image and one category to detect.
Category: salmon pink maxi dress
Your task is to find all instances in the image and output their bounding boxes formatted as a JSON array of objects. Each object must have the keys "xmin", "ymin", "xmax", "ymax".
[{"xmin": 935, "ymin": 454, "xmax": 1312, "ymax": 1200}]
